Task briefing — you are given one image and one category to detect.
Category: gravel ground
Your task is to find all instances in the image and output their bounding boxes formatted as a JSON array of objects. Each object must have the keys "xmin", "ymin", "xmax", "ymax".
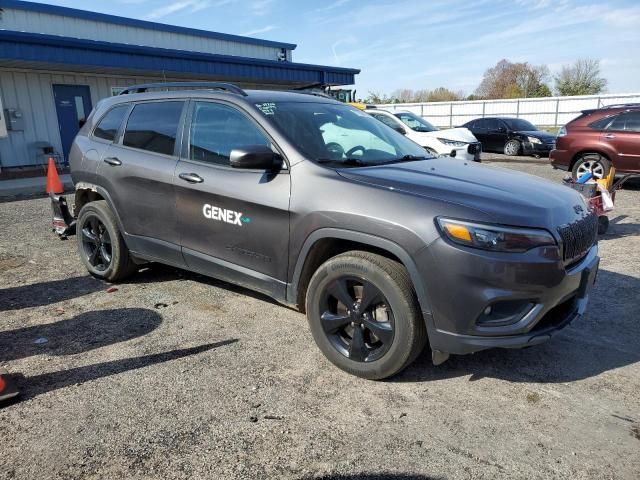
[{"xmin": 1, "ymin": 162, "xmax": 639, "ymax": 480}]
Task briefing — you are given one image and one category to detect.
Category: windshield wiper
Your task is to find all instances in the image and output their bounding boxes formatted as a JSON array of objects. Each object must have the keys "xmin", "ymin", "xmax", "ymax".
[
  {"xmin": 316, "ymin": 158, "xmax": 367, "ymax": 167},
  {"xmin": 379, "ymin": 154, "xmax": 430, "ymax": 165}
]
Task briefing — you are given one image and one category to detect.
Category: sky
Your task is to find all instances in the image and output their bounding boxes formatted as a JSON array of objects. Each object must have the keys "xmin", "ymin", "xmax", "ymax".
[{"xmin": 38, "ymin": 0, "xmax": 640, "ymax": 97}]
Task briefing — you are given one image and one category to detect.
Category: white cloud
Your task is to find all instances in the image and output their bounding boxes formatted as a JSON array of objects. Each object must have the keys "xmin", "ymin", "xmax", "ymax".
[
  {"xmin": 250, "ymin": 0, "xmax": 274, "ymax": 16},
  {"xmin": 240, "ymin": 25, "xmax": 277, "ymax": 36},
  {"xmin": 146, "ymin": 0, "xmax": 211, "ymax": 20}
]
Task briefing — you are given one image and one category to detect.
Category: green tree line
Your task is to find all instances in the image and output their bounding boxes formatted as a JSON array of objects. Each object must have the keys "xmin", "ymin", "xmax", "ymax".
[{"xmin": 365, "ymin": 58, "xmax": 607, "ymax": 104}]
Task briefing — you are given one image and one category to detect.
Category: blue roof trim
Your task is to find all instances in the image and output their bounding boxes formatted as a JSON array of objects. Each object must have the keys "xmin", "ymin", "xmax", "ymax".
[
  {"xmin": 0, "ymin": 0, "xmax": 297, "ymax": 51},
  {"xmin": 0, "ymin": 30, "xmax": 359, "ymax": 85}
]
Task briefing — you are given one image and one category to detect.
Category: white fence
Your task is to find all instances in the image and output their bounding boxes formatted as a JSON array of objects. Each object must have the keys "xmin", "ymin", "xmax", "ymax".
[{"xmin": 377, "ymin": 93, "xmax": 640, "ymax": 129}]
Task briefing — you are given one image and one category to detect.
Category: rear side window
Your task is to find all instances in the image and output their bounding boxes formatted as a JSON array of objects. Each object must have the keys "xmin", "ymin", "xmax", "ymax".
[
  {"xmin": 608, "ymin": 112, "xmax": 640, "ymax": 132},
  {"xmin": 189, "ymin": 102, "xmax": 271, "ymax": 166},
  {"xmin": 93, "ymin": 105, "xmax": 129, "ymax": 142},
  {"xmin": 123, "ymin": 101, "xmax": 184, "ymax": 156},
  {"xmin": 589, "ymin": 115, "xmax": 615, "ymax": 130}
]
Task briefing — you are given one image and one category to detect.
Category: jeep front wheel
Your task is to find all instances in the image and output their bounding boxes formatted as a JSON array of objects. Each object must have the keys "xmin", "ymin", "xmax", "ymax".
[
  {"xmin": 305, "ymin": 252, "xmax": 427, "ymax": 380},
  {"xmin": 77, "ymin": 200, "xmax": 137, "ymax": 282}
]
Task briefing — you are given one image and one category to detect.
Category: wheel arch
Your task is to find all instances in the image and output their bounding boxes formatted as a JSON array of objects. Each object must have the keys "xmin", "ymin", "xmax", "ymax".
[
  {"xmin": 74, "ymin": 183, "xmax": 126, "ymax": 234},
  {"xmin": 569, "ymin": 149, "xmax": 611, "ymax": 171},
  {"xmin": 289, "ymin": 229, "xmax": 431, "ymax": 317}
]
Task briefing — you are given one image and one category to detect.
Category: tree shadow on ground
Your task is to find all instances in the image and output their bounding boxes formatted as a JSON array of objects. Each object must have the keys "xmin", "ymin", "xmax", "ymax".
[
  {"xmin": 396, "ymin": 269, "xmax": 640, "ymax": 384},
  {"xmin": 0, "ymin": 308, "xmax": 162, "ymax": 362},
  {"xmin": 0, "ymin": 275, "xmax": 104, "ymax": 311},
  {"xmin": 3, "ymin": 339, "xmax": 237, "ymax": 402}
]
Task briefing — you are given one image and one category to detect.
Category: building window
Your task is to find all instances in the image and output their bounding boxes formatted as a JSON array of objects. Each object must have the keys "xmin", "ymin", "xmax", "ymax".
[{"xmin": 123, "ymin": 102, "xmax": 184, "ymax": 156}]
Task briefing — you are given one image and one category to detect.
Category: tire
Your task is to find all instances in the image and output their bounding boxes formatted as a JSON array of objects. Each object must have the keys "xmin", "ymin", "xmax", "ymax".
[
  {"xmin": 572, "ymin": 153, "xmax": 611, "ymax": 180},
  {"xmin": 76, "ymin": 200, "xmax": 137, "ymax": 282},
  {"xmin": 504, "ymin": 139, "xmax": 521, "ymax": 156},
  {"xmin": 305, "ymin": 251, "xmax": 427, "ymax": 380}
]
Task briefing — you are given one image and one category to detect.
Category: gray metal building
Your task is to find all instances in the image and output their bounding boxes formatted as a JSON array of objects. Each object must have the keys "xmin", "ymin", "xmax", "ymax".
[{"xmin": 0, "ymin": 0, "xmax": 359, "ymax": 169}]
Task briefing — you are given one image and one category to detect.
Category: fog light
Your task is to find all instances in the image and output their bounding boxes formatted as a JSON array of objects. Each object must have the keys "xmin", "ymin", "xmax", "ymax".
[{"xmin": 477, "ymin": 300, "xmax": 534, "ymax": 327}]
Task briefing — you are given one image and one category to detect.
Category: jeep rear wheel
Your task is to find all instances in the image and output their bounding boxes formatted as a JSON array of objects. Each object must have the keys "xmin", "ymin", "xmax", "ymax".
[
  {"xmin": 305, "ymin": 252, "xmax": 427, "ymax": 380},
  {"xmin": 77, "ymin": 200, "xmax": 137, "ymax": 282}
]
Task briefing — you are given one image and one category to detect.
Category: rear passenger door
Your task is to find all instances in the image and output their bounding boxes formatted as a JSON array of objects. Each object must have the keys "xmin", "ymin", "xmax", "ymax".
[
  {"xmin": 174, "ymin": 100, "xmax": 291, "ymax": 298},
  {"xmin": 470, "ymin": 119, "xmax": 489, "ymax": 149},
  {"xmin": 97, "ymin": 100, "xmax": 187, "ymax": 266},
  {"xmin": 602, "ymin": 112, "xmax": 640, "ymax": 172}
]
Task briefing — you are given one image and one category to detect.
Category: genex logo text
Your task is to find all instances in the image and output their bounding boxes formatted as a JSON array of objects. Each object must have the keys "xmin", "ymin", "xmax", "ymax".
[{"xmin": 203, "ymin": 204, "xmax": 247, "ymax": 226}]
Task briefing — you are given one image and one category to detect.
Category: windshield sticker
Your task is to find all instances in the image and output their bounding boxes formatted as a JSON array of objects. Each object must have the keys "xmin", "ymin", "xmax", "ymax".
[{"xmin": 256, "ymin": 102, "xmax": 276, "ymax": 115}]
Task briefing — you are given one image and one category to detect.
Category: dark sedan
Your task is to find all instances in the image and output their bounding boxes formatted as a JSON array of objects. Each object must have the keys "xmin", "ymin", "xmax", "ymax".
[{"xmin": 462, "ymin": 117, "xmax": 556, "ymax": 157}]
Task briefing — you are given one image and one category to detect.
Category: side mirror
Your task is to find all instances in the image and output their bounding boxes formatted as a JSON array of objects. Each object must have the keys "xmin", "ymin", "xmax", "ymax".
[
  {"xmin": 230, "ymin": 145, "xmax": 282, "ymax": 170},
  {"xmin": 393, "ymin": 125, "xmax": 407, "ymax": 135}
]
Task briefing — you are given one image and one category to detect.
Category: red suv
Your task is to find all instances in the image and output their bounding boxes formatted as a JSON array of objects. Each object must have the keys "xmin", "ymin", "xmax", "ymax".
[{"xmin": 551, "ymin": 104, "xmax": 640, "ymax": 179}]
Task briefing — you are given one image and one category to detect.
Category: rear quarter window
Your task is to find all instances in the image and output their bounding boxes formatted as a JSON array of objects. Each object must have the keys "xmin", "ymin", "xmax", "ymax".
[{"xmin": 93, "ymin": 105, "xmax": 129, "ymax": 142}]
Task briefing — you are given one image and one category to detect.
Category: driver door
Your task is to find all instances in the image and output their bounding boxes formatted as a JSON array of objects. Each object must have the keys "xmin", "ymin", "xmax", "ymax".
[{"xmin": 174, "ymin": 100, "xmax": 291, "ymax": 298}]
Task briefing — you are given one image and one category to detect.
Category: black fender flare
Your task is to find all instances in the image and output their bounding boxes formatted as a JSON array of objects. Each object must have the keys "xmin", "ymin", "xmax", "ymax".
[
  {"xmin": 74, "ymin": 183, "xmax": 126, "ymax": 236},
  {"xmin": 288, "ymin": 228, "xmax": 432, "ymax": 317}
]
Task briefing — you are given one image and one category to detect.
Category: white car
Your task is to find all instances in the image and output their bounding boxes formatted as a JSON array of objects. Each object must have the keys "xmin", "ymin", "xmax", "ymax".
[{"xmin": 367, "ymin": 109, "xmax": 482, "ymax": 162}]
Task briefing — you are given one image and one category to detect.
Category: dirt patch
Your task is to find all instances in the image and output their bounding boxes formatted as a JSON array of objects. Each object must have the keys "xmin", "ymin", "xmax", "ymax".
[{"xmin": 0, "ymin": 253, "xmax": 27, "ymax": 271}]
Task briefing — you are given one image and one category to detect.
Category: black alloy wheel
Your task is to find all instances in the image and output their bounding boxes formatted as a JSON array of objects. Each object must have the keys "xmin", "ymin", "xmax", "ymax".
[
  {"xmin": 319, "ymin": 276, "xmax": 395, "ymax": 363},
  {"xmin": 81, "ymin": 215, "xmax": 113, "ymax": 271}
]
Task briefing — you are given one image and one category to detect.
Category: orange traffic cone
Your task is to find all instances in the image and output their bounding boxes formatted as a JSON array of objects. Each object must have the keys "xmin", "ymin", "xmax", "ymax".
[
  {"xmin": 0, "ymin": 370, "xmax": 19, "ymax": 402},
  {"xmin": 46, "ymin": 157, "xmax": 64, "ymax": 194}
]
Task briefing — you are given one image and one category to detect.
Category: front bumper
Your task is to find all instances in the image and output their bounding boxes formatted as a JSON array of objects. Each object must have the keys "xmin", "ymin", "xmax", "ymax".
[
  {"xmin": 450, "ymin": 142, "xmax": 482, "ymax": 162},
  {"xmin": 417, "ymin": 238, "xmax": 599, "ymax": 356},
  {"xmin": 522, "ymin": 141, "xmax": 555, "ymax": 156}
]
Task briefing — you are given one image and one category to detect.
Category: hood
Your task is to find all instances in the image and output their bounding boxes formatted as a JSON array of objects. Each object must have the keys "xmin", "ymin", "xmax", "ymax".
[
  {"xmin": 412, "ymin": 127, "xmax": 478, "ymax": 143},
  {"xmin": 337, "ymin": 158, "xmax": 587, "ymax": 229},
  {"xmin": 517, "ymin": 130, "xmax": 556, "ymax": 142}
]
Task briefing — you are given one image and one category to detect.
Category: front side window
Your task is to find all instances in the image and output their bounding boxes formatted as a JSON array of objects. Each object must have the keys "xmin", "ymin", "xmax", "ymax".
[
  {"xmin": 395, "ymin": 112, "xmax": 438, "ymax": 132},
  {"xmin": 370, "ymin": 112, "xmax": 403, "ymax": 129},
  {"xmin": 253, "ymin": 102, "xmax": 429, "ymax": 167},
  {"xmin": 123, "ymin": 101, "xmax": 184, "ymax": 156},
  {"xmin": 94, "ymin": 105, "xmax": 129, "ymax": 142},
  {"xmin": 189, "ymin": 102, "xmax": 271, "ymax": 166}
]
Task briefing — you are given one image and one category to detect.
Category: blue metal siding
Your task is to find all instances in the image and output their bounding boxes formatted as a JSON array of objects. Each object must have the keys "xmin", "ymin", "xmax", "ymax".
[
  {"xmin": 0, "ymin": 0, "xmax": 297, "ymax": 51},
  {"xmin": 0, "ymin": 31, "xmax": 358, "ymax": 86}
]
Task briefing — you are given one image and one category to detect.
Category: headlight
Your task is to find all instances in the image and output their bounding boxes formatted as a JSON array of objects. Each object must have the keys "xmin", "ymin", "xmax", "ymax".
[
  {"xmin": 557, "ymin": 126, "xmax": 567, "ymax": 137},
  {"xmin": 437, "ymin": 218, "xmax": 556, "ymax": 253},
  {"xmin": 437, "ymin": 137, "xmax": 466, "ymax": 147},
  {"xmin": 527, "ymin": 136, "xmax": 542, "ymax": 144}
]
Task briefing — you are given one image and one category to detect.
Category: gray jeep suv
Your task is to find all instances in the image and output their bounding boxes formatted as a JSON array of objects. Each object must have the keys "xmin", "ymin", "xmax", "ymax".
[{"xmin": 52, "ymin": 82, "xmax": 599, "ymax": 379}]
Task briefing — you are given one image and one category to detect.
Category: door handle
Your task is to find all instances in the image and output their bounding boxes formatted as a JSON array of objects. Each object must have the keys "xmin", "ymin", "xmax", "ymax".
[
  {"xmin": 103, "ymin": 157, "xmax": 122, "ymax": 166},
  {"xmin": 179, "ymin": 172, "xmax": 204, "ymax": 184},
  {"xmin": 604, "ymin": 134, "xmax": 616, "ymax": 139}
]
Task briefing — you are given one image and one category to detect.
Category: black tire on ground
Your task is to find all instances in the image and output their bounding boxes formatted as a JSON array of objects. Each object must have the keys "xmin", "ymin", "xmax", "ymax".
[
  {"xmin": 598, "ymin": 216, "xmax": 609, "ymax": 235},
  {"xmin": 571, "ymin": 153, "xmax": 611, "ymax": 180},
  {"xmin": 503, "ymin": 139, "xmax": 521, "ymax": 156},
  {"xmin": 76, "ymin": 200, "xmax": 137, "ymax": 282},
  {"xmin": 305, "ymin": 251, "xmax": 427, "ymax": 380}
]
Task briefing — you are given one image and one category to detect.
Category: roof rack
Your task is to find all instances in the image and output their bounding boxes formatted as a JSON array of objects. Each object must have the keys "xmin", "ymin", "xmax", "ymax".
[
  {"xmin": 602, "ymin": 102, "xmax": 640, "ymax": 109},
  {"xmin": 119, "ymin": 82, "xmax": 247, "ymax": 96}
]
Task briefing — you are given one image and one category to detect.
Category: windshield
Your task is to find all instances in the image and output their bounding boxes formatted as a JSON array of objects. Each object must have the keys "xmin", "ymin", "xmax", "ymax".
[
  {"xmin": 253, "ymin": 101, "xmax": 431, "ymax": 167},
  {"xmin": 394, "ymin": 112, "xmax": 438, "ymax": 132},
  {"xmin": 503, "ymin": 118, "xmax": 538, "ymax": 131}
]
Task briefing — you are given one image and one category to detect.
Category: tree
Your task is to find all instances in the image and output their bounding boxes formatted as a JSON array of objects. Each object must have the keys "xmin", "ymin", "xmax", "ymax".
[
  {"xmin": 365, "ymin": 91, "xmax": 393, "ymax": 104},
  {"xmin": 427, "ymin": 87, "xmax": 463, "ymax": 102},
  {"xmin": 475, "ymin": 59, "xmax": 551, "ymax": 99},
  {"xmin": 554, "ymin": 59, "xmax": 607, "ymax": 96}
]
